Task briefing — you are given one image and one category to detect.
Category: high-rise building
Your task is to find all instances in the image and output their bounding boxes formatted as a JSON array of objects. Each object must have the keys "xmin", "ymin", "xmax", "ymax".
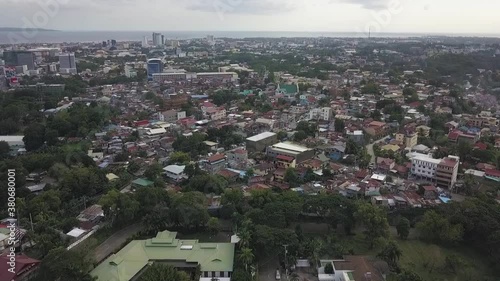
[
  {"xmin": 147, "ymin": 58, "xmax": 163, "ymax": 81},
  {"xmin": 124, "ymin": 65, "xmax": 137, "ymax": 78},
  {"xmin": 111, "ymin": 39, "xmax": 117, "ymax": 47},
  {"xmin": 3, "ymin": 51, "xmax": 36, "ymax": 70},
  {"xmin": 59, "ymin": 52, "xmax": 77, "ymax": 74},
  {"xmin": 142, "ymin": 36, "xmax": 148, "ymax": 47},
  {"xmin": 152, "ymin": 32, "xmax": 162, "ymax": 46},
  {"xmin": 161, "ymin": 35, "xmax": 165, "ymax": 45}
]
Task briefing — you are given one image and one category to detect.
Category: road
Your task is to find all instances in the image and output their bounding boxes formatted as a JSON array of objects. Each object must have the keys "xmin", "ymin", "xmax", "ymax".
[
  {"xmin": 258, "ymin": 255, "xmax": 280, "ymax": 281},
  {"xmin": 366, "ymin": 136, "xmax": 391, "ymax": 164},
  {"xmin": 94, "ymin": 223, "xmax": 143, "ymax": 263}
]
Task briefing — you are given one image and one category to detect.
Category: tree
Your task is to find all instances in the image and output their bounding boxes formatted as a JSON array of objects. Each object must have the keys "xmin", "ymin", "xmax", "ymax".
[
  {"xmin": 99, "ymin": 189, "xmax": 140, "ymax": 227},
  {"xmin": 24, "ymin": 123, "xmax": 46, "ymax": 151},
  {"xmin": 144, "ymin": 163, "xmax": 163, "ymax": 181},
  {"xmin": 396, "ymin": 270, "xmax": 423, "ymax": 281},
  {"xmin": 284, "ymin": 168, "xmax": 300, "ymax": 186},
  {"xmin": 138, "ymin": 264, "xmax": 190, "ymax": 281},
  {"xmin": 334, "ymin": 118, "xmax": 345, "ymax": 133},
  {"xmin": 444, "ymin": 254, "xmax": 466, "ymax": 273},
  {"xmin": 397, "ymin": 217, "xmax": 411, "ymax": 240},
  {"xmin": 416, "ymin": 210, "xmax": 463, "ymax": 244},
  {"xmin": 0, "ymin": 141, "xmax": 10, "ymax": 158},
  {"xmin": 354, "ymin": 203, "xmax": 390, "ymax": 248},
  {"xmin": 207, "ymin": 217, "xmax": 220, "ymax": 235},
  {"xmin": 169, "ymin": 192, "xmax": 210, "ymax": 231},
  {"xmin": 36, "ymin": 247, "xmax": 95, "ymax": 281},
  {"xmin": 377, "ymin": 241, "xmax": 402, "ymax": 269},
  {"xmin": 238, "ymin": 248, "xmax": 255, "ymax": 271},
  {"xmin": 169, "ymin": 151, "xmax": 191, "ymax": 165},
  {"xmin": 293, "ymin": 130, "xmax": 308, "ymax": 142},
  {"xmin": 324, "ymin": 263, "xmax": 334, "ymax": 274},
  {"xmin": 143, "ymin": 206, "xmax": 170, "ymax": 233},
  {"xmin": 277, "ymin": 131, "xmax": 288, "ymax": 141}
]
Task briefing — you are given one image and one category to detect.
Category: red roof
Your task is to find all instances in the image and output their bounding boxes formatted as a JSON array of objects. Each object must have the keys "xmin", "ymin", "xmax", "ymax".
[
  {"xmin": 207, "ymin": 154, "xmax": 226, "ymax": 163},
  {"xmin": 0, "ymin": 254, "xmax": 40, "ymax": 281},
  {"xmin": 423, "ymin": 185, "xmax": 437, "ymax": 191},
  {"xmin": 474, "ymin": 142, "xmax": 488, "ymax": 151},
  {"xmin": 485, "ymin": 169, "xmax": 500, "ymax": 178},
  {"xmin": 276, "ymin": 155, "xmax": 295, "ymax": 162},
  {"xmin": 134, "ymin": 120, "xmax": 149, "ymax": 127},
  {"xmin": 448, "ymin": 131, "xmax": 460, "ymax": 140}
]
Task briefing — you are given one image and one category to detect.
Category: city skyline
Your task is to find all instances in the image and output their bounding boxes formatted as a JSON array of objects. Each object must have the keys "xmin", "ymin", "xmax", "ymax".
[{"xmin": 1, "ymin": 0, "xmax": 500, "ymax": 35}]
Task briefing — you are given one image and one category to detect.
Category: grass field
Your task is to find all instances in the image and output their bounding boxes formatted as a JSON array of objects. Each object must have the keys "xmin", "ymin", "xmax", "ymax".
[{"xmin": 294, "ymin": 222, "xmax": 499, "ymax": 281}]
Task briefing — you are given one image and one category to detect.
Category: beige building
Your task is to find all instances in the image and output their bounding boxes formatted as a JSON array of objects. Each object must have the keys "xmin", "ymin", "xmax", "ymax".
[{"xmin": 396, "ymin": 131, "xmax": 418, "ymax": 149}]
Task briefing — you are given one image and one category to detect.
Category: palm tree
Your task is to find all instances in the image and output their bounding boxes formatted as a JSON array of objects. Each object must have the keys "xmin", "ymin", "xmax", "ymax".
[
  {"xmin": 238, "ymin": 247, "xmax": 255, "ymax": 271},
  {"xmin": 238, "ymin": 229, "xmax": 251, "ymax": 248},
  {"xmin": 377, "ymin": 241, "xmax": 402, "ymax": 269}
]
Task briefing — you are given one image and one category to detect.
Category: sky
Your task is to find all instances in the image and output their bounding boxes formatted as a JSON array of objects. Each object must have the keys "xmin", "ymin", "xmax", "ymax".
[{"xmin": 1, "ymin": 0, "xmax": 500, "ymax": 35}]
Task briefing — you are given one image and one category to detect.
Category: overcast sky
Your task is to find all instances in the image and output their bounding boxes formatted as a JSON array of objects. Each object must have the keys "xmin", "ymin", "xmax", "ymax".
[{"xmin": 1, "ymin": 0, "xmax": 500, "ymax": 34}]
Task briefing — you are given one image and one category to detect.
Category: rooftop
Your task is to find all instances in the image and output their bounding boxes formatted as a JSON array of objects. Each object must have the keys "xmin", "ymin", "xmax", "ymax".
[
  {"xmin": 91, "ymin": 230, "xmax": 235, "ymax": 281},
  {"xmin": 271, "ymin": 142, "xmax": 312, "ymax": 153},
  {"xmin": 246, "ymin": 132, "xmax": 277, "ymax": 142}
]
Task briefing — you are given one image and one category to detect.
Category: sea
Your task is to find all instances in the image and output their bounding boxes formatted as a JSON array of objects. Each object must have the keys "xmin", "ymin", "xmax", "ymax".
[{"xmin": 1, "ymin": 30, "xmax": 500, "ymax": 44}]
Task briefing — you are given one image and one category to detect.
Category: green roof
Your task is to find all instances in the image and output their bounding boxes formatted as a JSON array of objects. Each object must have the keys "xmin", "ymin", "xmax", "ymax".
[
  {"xmin": 91, "ymin": 231, "xmax": 235, "ymax": 281},
  {"xmin": 278, "ymin": 84, "xmax": 299, "ymax": 95},
  {"xmin": 131, "ymin": 178, "xmax": 154, "ymax": 187}
]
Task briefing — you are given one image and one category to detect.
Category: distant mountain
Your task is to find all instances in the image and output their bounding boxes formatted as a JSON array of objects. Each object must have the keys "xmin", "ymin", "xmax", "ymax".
[{"xmin": 0, "ymin": 27, "xmax": 58, "ymax": 32}]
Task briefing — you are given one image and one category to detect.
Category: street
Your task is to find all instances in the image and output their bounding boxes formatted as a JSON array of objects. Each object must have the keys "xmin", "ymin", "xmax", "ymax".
[
  {"xmin": 93, "ymin": 223, "xmax": 143, "ymax": 263},
  {"xmin": 258, "ymin": 255, "xmax": 280, "ymax": 281},
  {"xmin": 366, "ymin": 136, "xmax": 390, "ymax": 164}
]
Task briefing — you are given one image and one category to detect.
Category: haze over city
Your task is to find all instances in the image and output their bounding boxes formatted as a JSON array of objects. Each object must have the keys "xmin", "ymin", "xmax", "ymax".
[{"xmin": 1, "ymin": 0, "xmax": 500, "ymax": 35}]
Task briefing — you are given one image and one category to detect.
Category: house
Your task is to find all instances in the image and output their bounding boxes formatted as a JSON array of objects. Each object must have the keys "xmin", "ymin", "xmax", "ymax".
[
  {"xmin": 205, "ymin": 107, "xmax": 226, "ymax": 121},
  {"xmin": 226, "ymin": 148, "xmax": 248, "ymax": 170},
  {"xmin": 485, "ymin": 169, "xmax": 500, "ymax": 182},
  {"xmin": 275, "ymin": 154, "xmax": 296, "ymax": 169},
  {"xmin": 329, "ymin": 145, "xmax": 346, "ymax": 161},
  {"xmin": 163, "ymin": 165, "xmax": 187, "ymax": 182},
  {"xmin": 276, "ymin": 83, "xmax": 299, "ymax": 98},
  {"xmin": 273, "ymin": 168, "xmax": 286, "ymax": 182},
  {"xmin": 218, "ymin": 169, "xmax": 240, "ymax": 182},
  {"xmin": 132, "ymin": 178, "xmax": 155, "ymax": 189},
  {"xmin": 395, "ymin": 129, "xmax": 418, "ymax": 149},
  {"xmin": 423, "ymin": 185, "xmax": 438, "ymax": 200},
  {"xmin": 346, "ymin": 130, "xmax": 364, "ymax": 145},
  {"xmin": 254, "ymin": 162, "xmax": 274, "ymax": 176},
  {"xmin": 416, "ymin": 125, "xmax": 431, "ymax": 137},
  {"xmin": 77, "ymin": 204, "xmax": 104, "ymax": 230},
  {"xmin": 203, "ymin": 154, "xmax": 227, "ymax": 174},
  {"xmin": 364, "ymin": 121, "xmax": 387, "ymax": 137},
  {"xmin": 0, "ymin": 254, "xmax": 40, "ymax": 281},
  {"xmin": 91, "ymin": 230, "xmax": 235, "ymax": 281},
  {"xmin": 376, "ymin": 157, "xmax": 395, "ymax": 172},
  {"xmin": 318, "ymin": 257, "xmax": 385, "ymax": 281}
]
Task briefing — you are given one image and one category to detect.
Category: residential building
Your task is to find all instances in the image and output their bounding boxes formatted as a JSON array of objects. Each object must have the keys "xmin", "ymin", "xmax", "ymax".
[
  {"xmin": 310, "ymin": 107, "xmax": 333, "ymax": 121},
  {"xmin": 163, "ymin": 165, "xmax": 188, "ymax": 182},
  {"xmin": 91, "ymin": 230, "xmax": 235, "ymax": 281},
  {"xmin": 124, "ymin": 65, "xmax": 137, "ymax": 78},
  {"xmin": 0, "ymin": 254, "xmax": 40, "ymax": 281},
  {"xmin": 158, "ymin": 110, "xmax": 186, "ymax": 123},
  {"xmin": 203, "ymin": 154, "xmax": 227, "ymax": 174},
  {"xmin": 410, "ymin": 153, "xmax": 441, "ymax": 182},
  {"xmin": 205, "ymin": 107, "xmax": 226, "ymax": 121},
  {"xmin": 0, "ymin": 135, "xmax": 25, "ymax": 156},
  {"xmin": 275, "ymin": 154, "xmax": 296, "ymax": 169},
  {"xmin": 317, "ymin": 257, "xmax": 384, "ymax": 281},
  {"xmin": 246, "ymin": 132, "xmax": 278, "ymax": 153},
  {"xmin": 376, "ymin": 157, "xmax": 395, "ymax": 172},
  {"xmin": 346, "ymin": 130, "xmax": 364, "ymax": 145},
  {"xmin": 396, "ymin": 129, "xmax": 418, "ymax": 149},
  {"xmin": 226, "ymin": 148, "xmax": 248, "ymax": 170},
  {"xmin": 410, "ymin": 153, "xmax": 460, "ymax": 188},
  {"xmin": 267, "ymin": 142, "xmax": 315, "ymax": 164},
  {"xmin": 59, "ymin": 52, "xmax": 77, "ymax": 74},
  {"xmin": 364, "ymin": 121, "xmax": 388, "ymax": 137},
  {"xmin": 132, "ymin": 178, "xmax": 154, "ymax": 189},
  {"xmin": 147, "ymin": 58, "xmax": 163, "ymax": 80}
]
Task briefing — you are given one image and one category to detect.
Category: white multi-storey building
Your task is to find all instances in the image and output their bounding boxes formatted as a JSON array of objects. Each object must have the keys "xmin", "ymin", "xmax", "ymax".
[
  {"xmin": 410, "ymin": 153, "xmax": 460, "ymax": 188},
  {"xmin": 410, "ymin": 153, "xmax": 441, "ymax": 181},
  {"xmin": 309, "ymin": 107, "xmax": 333, "ymax": 121}
]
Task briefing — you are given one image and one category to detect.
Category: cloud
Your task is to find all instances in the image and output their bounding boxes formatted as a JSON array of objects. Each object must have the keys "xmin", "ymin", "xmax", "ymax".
[
  {"xmin": 185, "ymin": 0, "xmax": 298, "ymax": 15},
  {"xmin": 333, "ymin": 0, "xmax": 394, "ymax": 10}
]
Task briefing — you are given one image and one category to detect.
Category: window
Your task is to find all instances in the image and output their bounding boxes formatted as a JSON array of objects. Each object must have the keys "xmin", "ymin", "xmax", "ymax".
[
  {"xmin": 204, "ymin": 272, "xmax": 209, "ymax": 278},
  {"xmin": 220, "ymin": 272, "xmax": 225, "ymax": 277}
]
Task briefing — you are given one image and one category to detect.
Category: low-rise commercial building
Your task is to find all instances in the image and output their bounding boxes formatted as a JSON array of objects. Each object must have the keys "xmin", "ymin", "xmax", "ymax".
[
  {"xmin": 246, "ymin": 132, "xmax": 278, "ymax": 153},
  {"xmin": 267, "ymin": 142, "xmax": 315, "ymax": 164}
]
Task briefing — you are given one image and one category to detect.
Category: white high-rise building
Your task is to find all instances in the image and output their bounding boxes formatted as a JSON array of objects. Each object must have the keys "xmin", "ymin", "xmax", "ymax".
[
  {"xmin": 142, "ymin": 36, "xmax": 149, "ymax": 47},
  {"xmin": 59, "ymin": 52, "xmax": 77, "ymax": 74},
  {"xmin": 152, "ymin": 32, "xmax": 163, "ymax": 46}
]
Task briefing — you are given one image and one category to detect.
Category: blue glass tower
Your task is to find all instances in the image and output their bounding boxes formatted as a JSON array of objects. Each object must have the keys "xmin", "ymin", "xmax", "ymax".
[{"xmin": 147, "ymin": 58, "xmax": 163, "ymax": 81}]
